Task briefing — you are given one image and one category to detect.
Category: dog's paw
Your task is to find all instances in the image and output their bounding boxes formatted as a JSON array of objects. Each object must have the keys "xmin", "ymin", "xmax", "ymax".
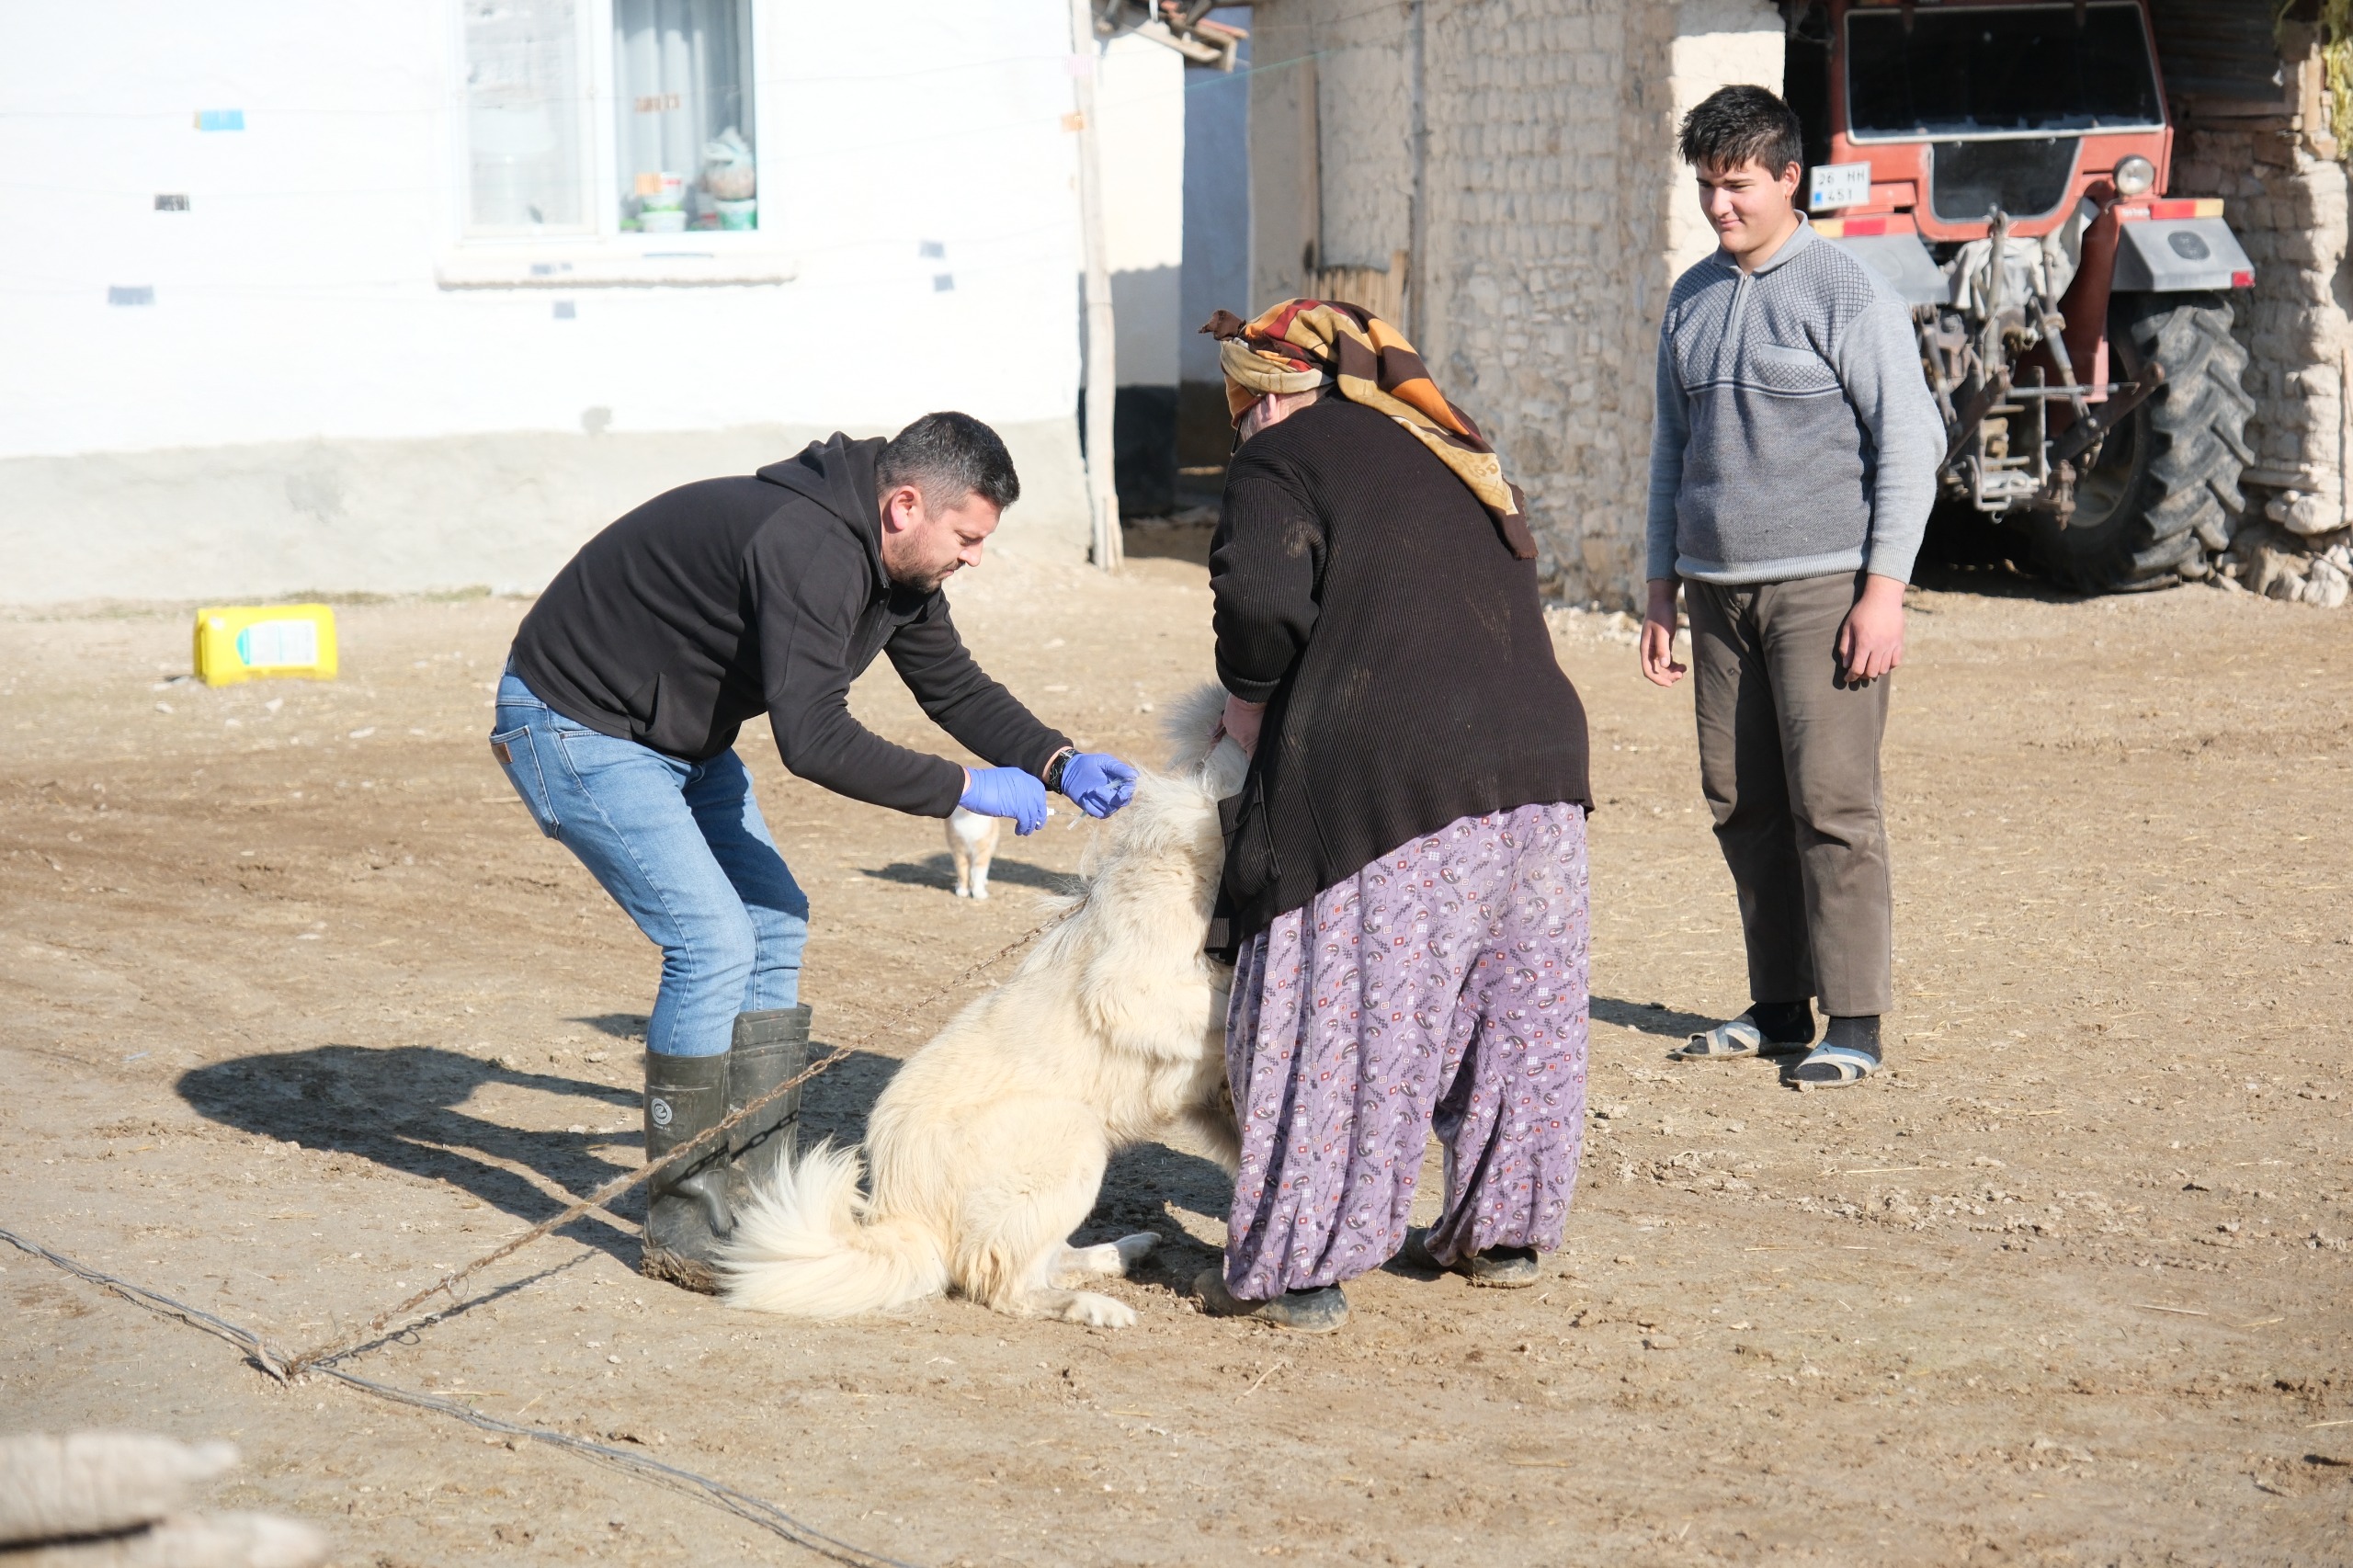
[
  {"xmin": 1063, "ymin": 1291, "xmax": 1138, "ymax": 1329},
  {"xmin": 954, "ymin": 885, "xmax": 972, "ymax": 898},
  {"xmin": 1055, "ymin": 1233, "xmax": 1160, "ymax": 1278},
  {"xmin": 971, "ymin": 886, "xmax": 990, "ymax": 901}
]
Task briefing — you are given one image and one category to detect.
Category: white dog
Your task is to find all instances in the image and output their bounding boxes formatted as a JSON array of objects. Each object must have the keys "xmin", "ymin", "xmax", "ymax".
[
  {"xmin": 718, "ymin": 687, "xmax": 1245, "ymax": 1328},
  {"xmin": 946, "ymin": 806, "xmax": 1001, "ymax": 899}
]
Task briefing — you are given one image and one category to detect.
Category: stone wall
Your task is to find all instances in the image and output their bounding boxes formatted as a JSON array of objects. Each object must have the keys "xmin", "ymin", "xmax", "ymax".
[
  {"xmin": 1246, "ymin": 0, "xmax": 1784, "ymax": 606},
  {"xmin": 1421, "ymin": 1, "xmax": 1674, "ymax": 603},
  {"xmin": 2171, "ymin": 41, "xmax": 2353, "ymax": 609},
  {"xmin": 1246, "ymin": 1, "xmax": 2353, "ymax": 608}
]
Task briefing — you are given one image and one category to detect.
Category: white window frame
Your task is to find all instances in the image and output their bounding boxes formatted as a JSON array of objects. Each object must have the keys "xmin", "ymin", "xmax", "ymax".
[{"xmin": 438, "ymin": 0, "xmax": 794, "ymax": 290}]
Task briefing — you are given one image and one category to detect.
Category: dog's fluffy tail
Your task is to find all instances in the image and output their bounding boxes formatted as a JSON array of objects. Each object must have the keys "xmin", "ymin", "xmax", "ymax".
[{"xmin": 716, "ymin": 1141, "xmax": 949, "ymax": 1318}]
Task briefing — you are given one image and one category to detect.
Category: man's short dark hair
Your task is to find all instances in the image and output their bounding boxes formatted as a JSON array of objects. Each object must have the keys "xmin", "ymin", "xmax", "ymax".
[
  {"xmin": 878, "ymin": 412, "xmax": 1019, "ymax": 512},
  {"xmin": 1677, "ymin": 85, "xmax": 1804, "ymax": 176}
]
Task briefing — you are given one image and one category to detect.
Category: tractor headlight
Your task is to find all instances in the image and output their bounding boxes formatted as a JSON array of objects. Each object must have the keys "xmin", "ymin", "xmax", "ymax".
[{"xmin": 2112, "ymin": 155, "xmax": 2156, "ymax": 198}]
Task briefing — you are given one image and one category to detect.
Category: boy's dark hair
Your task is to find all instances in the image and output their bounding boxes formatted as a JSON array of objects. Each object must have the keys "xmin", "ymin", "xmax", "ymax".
[
  {"xmin": 878, "ymin": 411, "xmax": 1020, "ymax": 511},
  {"xmin": 1677, "ymin": 85, "xmax": 1804, "ymax": 176}
]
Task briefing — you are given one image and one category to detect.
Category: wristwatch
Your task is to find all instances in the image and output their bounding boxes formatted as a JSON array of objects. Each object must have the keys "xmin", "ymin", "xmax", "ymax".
[{"xmin": 1042, "ymin": 746, "xmax": 1074, "ymax": 794}]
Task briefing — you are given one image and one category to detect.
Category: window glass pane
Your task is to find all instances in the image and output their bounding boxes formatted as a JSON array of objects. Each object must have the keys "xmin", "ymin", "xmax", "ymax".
[
  {"xmin": 465, "ymin": 0, "xmax": 587, "ymax": 233},
  {"xmin": 615, "ymin": 0, "xmax": 758, "ymax": 232},
  {"xmin": 1847, "ymin": 3, "xmax": 2163, "ymax": 140}
]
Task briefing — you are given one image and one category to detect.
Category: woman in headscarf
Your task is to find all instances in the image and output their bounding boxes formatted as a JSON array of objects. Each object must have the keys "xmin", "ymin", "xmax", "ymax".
[{"xmin": 1197, "ymin": 301, "xmax": 1595, "ymax": 1333}]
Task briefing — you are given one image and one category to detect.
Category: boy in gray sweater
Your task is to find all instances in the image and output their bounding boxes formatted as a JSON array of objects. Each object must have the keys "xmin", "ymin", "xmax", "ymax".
[{"xmin": 1640, "ymin": 85, "xmax": 1944, "ymax": 1086}]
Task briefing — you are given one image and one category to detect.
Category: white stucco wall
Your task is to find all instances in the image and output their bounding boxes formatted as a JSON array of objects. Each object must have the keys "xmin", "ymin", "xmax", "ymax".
[
  {"xmin": 1662, "ymin": 0, "xmax": 1788, "ymax": 278},
  {"xmin": 1094, "ymin": 31, "xmax": 1187, "ymax": 390},
  {"xmin": 0, "ymin": 0, "xmax": 1092, "ymax": 603}
]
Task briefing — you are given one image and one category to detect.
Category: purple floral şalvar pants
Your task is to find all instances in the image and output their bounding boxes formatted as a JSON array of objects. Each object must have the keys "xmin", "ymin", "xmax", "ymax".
[{"xmin": 1222, "ymin": 801, "xmax": 1590, "ymax": 1300}]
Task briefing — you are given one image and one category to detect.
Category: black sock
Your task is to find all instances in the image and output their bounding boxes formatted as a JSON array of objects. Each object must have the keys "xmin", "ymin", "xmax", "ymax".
[
  {"xmin": 1824, "ymin": 1015, "xmax": 1882, "ymax": 1060},
  {"xmin": 1749, "ymin": 999, "xmax": 1815, "ymax": 1044}
]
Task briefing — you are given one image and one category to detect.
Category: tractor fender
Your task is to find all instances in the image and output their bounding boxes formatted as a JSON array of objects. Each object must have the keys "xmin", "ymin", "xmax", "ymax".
[
  {"xmin": 2109, "ymin": 219, "xmax": 2253, "ymax": 293},
  {"xmin": 1824, "ymin": 232, "xmax": 1947, "ymax": 307}
]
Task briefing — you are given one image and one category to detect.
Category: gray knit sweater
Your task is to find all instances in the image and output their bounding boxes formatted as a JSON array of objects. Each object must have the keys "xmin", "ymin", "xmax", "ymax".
[{"xmin": 1645, "ymin": 222, "xmax": 1945, "ymax": 585}]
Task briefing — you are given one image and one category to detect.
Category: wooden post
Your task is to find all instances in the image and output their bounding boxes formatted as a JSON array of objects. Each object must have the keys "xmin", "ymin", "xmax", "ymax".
[
  {"xmin": 1408, "ymin": 0, "xmax": 1428, "ymax": 344},
  {"xmin": 1069, "ymin": 0, "xmax": 1123, "ymax": 571}
]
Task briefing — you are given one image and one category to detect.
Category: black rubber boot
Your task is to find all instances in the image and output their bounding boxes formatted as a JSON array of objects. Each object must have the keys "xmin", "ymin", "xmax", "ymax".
[
  {"xmin": 641, "ymin": 1052, "xmax": 735, "ymax": 1293},
  {"xmin": 726, "ymin": 1006, "xmax": 810, "ymax": 1206}
]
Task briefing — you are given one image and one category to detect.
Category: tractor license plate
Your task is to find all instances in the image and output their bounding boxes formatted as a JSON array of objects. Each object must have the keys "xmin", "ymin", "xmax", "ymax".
[{"xmin": 1809, "ymin": 162, "xmax": 1872, "ymax": 211}]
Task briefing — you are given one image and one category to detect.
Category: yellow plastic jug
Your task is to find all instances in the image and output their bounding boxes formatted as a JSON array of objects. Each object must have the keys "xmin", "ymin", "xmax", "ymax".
[{"xmin": 193, "ymin": 604, "xmax": 339, "ymax": 687}]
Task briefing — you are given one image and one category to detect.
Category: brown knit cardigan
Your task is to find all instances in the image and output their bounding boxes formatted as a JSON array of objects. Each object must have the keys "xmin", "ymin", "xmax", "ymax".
[{"xmin": 1208, "ymin": 397, "xmax": 1593, "ymax": 954}]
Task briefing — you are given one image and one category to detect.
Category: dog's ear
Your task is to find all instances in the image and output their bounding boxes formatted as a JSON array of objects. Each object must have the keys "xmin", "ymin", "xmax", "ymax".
[{"xmin": 1160, "ymin": 683, "xmax": 1232, "ymax": 774}]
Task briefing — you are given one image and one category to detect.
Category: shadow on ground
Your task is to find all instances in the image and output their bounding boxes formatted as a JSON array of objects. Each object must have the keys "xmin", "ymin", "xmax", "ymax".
[
  {"xmin": 862, "ymin": 853, "xmax": 1079, "ymax": 896},
  {"xmin": 1120, "ymin": 519, "xmax": 1216, "ymax": 566},
  {"xmin": 179, "ymin": 1040, "xmax": 911, "ymax": 1265},
  {"xmin": 1591, "ymin": 995, "xmax": 1717, "ymax": 1040},
  {"xmin": 1912, "ymin": 561, "xmax": 2085, "ymax": 602},
  {"xmin": 1086, "ymin": 1140, "xmax": 1237, "ymax": 1294},
  {"xmin": 795, "ymin": 1046, "xmax": 903, "ymax": 1151},
  {"xmin": 1912, "ymin": 504, "xmax": 2087, "ymax": 601},
  {"xmin": 177, "ymin": 1045, "xmax": 646, "ymax": 1264}
]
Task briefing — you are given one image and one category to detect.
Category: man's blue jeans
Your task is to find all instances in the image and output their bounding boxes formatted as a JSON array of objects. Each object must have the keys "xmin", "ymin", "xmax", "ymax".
[{"xmin": 491, "ymin": 670, "xmax": 809, "ymax": 1058}]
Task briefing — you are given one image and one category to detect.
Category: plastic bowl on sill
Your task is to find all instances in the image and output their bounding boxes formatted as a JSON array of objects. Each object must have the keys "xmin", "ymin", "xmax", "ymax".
[
  {"xmin": 715, "ymin": 199, "xmax": 757, "ymax": 231},
  {"xmin": 639, "ymin": 209, "xmax": 688, "ymax": 233}
]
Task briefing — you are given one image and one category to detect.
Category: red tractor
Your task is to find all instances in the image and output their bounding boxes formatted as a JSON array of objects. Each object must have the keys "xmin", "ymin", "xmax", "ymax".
[{"xmin": 1784, "ymin": 0, "xmax": 2258, "ymax": 591}]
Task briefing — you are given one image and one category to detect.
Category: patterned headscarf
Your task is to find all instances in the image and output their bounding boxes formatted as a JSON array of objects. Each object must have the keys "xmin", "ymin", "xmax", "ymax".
[{"xmin": 1202, "ymin": 300, "xmax": 1536, "ymax": 560}]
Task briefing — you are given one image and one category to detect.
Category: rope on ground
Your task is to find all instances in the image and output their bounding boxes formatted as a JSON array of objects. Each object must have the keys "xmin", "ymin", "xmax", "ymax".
[
  {"xmin": 286, "ymin": 909, "xmax": 1074, "ymax": 1374},
  {"xmin": 0, "ymin": 1224, "xmax": 290, "ymax": 1382},
  {"xmin": 0, "ymin": 1225, "xmax": 926, "ymax": 1568}
]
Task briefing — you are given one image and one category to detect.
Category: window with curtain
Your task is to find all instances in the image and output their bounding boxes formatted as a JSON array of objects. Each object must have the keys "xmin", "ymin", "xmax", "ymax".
[
  {"xmin": 463, "ymin": 0, "xmax": 589, "ymax": 233},
  {"xmin": 613, "ymin": 0, "xmax": 758, "ymax": 232}
]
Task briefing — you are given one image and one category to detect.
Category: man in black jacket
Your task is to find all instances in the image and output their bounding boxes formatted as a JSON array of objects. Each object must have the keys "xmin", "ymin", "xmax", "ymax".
[{"xmin": 491, "ymin": 413, "xmax": 1136, "ymax": 1290}]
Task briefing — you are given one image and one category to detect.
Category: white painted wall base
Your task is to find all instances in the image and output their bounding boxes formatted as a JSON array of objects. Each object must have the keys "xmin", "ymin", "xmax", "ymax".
[
  {"xmin": 0, "ymin": 417, "xmax": 1089, "ymax": 606},
  {"xmin": 3, "ymin": 2, "xmax": 1091, "ymax": 603}
]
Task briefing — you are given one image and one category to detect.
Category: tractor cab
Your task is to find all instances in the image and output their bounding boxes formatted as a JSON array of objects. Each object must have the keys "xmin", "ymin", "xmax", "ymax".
[{"xmin": 1783, "ymin": 0, "xmax": 2258, "ymax": 591}]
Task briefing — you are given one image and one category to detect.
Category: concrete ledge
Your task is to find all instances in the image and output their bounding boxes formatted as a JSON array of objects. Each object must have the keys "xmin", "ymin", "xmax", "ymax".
[
  {"xmin": 0, "ymin": 418, "xmax": 1090, "ymax": 605},
  {"xmin": 432, "ymin": 247, "xmax": 801, "ymax": 289}
]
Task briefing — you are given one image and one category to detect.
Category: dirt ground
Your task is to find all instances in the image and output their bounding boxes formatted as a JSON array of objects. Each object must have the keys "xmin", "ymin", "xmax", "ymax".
[{"xmin": 3, "ymin": 539, "xmax": 2349, "ymax": 1568}]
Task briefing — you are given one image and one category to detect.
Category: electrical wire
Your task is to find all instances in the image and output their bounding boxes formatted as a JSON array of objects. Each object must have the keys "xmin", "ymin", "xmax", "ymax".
[{"xmin": 0, "ymin": 1224, "xmax": 926, "ymax": 1568}]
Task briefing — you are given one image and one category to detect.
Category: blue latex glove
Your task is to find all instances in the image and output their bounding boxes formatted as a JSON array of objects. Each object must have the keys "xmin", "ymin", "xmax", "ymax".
[
  {"xmin": 1059, "ymin": 752, "xmax": 1138, "ymax": 818},
  {"xmin": 959, "ymin": 766, "xmax": 1048, "ymax": 835}
]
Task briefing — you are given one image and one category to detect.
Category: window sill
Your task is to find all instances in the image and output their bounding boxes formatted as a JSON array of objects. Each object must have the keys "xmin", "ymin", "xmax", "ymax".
[{"xmin": 436, "ymin": 242, "xmax": 798, "ymax": 290}]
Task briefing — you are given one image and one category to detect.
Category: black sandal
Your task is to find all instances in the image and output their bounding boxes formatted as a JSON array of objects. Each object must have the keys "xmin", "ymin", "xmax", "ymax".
[
  {"xmin": 1193, "ymin": 1267, "xmax": 1350, "ymax": 1332},
  {"xmin": 1790, "ymin": 1016, "xmax": 1882, "ymax": 1088},
  {"xmin": 1674, "ymin": 1001, "xmax": 1814, "ymax": 1061},
  {"xmin": 1399, "ymin": 1228, "xmax": 1542, "ymax": 1288}
]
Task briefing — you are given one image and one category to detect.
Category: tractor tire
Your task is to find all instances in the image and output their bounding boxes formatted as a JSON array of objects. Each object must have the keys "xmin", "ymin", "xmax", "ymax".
[{"xmin": 2020, "ymin": 291, "xmax": 2255, "ymax": 593}]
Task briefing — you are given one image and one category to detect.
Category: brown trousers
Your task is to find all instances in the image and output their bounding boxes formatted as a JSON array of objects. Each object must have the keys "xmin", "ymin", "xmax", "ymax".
[{"xmin": 1687, "ymin": 573, "xmax": 1893, "ymax": 1017}]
